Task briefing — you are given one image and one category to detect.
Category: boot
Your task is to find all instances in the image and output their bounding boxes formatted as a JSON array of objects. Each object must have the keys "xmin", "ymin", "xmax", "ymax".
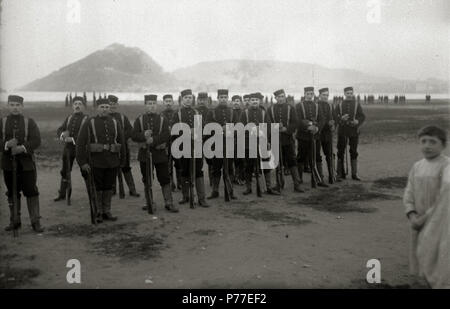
[
  {"xmin": 5, "ymin": 199, "xmax": 21, "ymax": 231},
  {"xmin": 316, "ymin": 163, "xmax": 329, "ymax": 187},
  {"xmin": 290, "ymin": 167, "xmax": 304, "ymax": 193},
  {"xmin": 265, "ymin": 172, "xmax": 280, "ymax": 195},
  {"xmin": 26, "ymin": 196, "xmax": 44, "ymax": 233},
  {"xmin": 196, "ymin": 177, "xmax": 210, "ymax": 208},
  {"xmin": 297, "ymin": 163, "xmax": 304, "ymax": 184},
  {"xmin": 336, "ymin": 159, "xmax": 345, "ymax": 181},
  {"xmin": 243, "ymin": 178, "xmax": 252, "ymax": 195},
  {"xmin": 102, "ymin": 190, "xmax": 117, "ymax": 221},
  {"xmin": 207, "ymin": 176, "xmax": 220, "ymax": 199},
  {"xmin": 326, "ymin": 158, "xmax": 335, "ymax": 184},
  {"xmin": 94, "ymin": 191, "xmax": 103, "ymax": 222},
  {"xmin": 123, "ymin": 170, "xmax": 140, "ymax": 197},
  {"xmin": 178, "ymin": 177, "xmax": 190, "ymax": 204},
  {"xmin": 351, "ymin": 159, "xmax": 361, "ymax": 181},
  {"xmin": 53, "ymin": 178, "xmax": 68, "ymax": 201},
  {"xmin": 162, "ymin": 184, "xmax": 178, "ymax": 213}
]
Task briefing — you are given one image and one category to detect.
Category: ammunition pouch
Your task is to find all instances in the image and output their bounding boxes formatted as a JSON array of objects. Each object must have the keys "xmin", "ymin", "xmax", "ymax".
[{"xmin": 89, "ymin": 143, "xmax": 121, "ymax": 153}]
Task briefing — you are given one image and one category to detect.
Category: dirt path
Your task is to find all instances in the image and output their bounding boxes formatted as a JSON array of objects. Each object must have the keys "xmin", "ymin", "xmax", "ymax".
[{"xmin": 1, "ymin": 140, "xmax": 445, "ymax": 288}]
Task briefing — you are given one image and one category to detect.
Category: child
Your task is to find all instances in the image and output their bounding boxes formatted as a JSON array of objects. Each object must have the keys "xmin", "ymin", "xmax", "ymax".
[{"xmin": 403, "ymin": 125, "xmax": 449, "ymax": 288}]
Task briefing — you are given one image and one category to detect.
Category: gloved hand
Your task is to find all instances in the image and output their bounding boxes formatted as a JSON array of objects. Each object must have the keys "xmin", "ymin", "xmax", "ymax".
[
  {"xmin": 11, "ymin": 146, "xmax": 25, "ymax": 156},
  {"xmin": 341, "ymin": 114, "xmax": 349, "ymax": 121},
  {"xmin": 61, "ymin": 130, "xmax": 70, "ymax": 141},
  {"xmin": 6, "ymin": 138, "xmax": 18, "ymax": 149},
  {"xmin": 65, "ymin": 137, "xmax": 75, "ymax": 144},
  {"xmin": 81, "ymin": 164, "xmax": 91, "ymax": 173}
]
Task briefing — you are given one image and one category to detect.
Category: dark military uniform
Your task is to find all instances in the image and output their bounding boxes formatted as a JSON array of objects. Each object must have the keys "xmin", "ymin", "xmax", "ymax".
[
  {"xmin": 109, "ymin": 111, "xmax": 139, "ymax": 196},
  {"xmin": 195, "ymin": 97, "xmax": 212, "ymax": 186},
  {"xmin": 54, "ymin": 111, "xmax": 88, "ymax": 200},
  {"xmin": 171, "ymin": 105, "xmax": 209, "ymax": 207},
  {"xmin": 240, "ymin": 105, "xmax": 278, "ymax": 195},
  {"xmin": 335, "ymin": 98, "xmax": 365, "ymax": 180},
  {"xmin": 295, "ymin": 99, "xmax": 326, "ymax": 186},
  {"xmin": 267, "ymin": 101, "xmax": 302, "ymax": 191},
  {"xmin": 132, "ymin": 112, "xmax": 177, "ymax": 212},
  {"xmin": 205, "ymin": 104, "xmax": 236, "ymax": 199},
  {"xmin": 232, "ymin": 106, "xmax": 245, "ymax": 184},
  {"xmin": 76, "ymin": 113, "xmax": 126, "ymax": 221},
  {"xmin": 317, "ymin": 100, "xmax": 336, "ymax": 183},
  {"xmin": 1, "ymin": 100, "xmax": 43, "ymax": 232},
  {"xmin": 162, "ymin": 107, "xmax": 181, "ymax": 191}
]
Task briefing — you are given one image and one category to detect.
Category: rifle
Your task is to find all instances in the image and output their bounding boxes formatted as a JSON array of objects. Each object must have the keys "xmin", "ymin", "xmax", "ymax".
[
  {"xmin": 255, "ymin": 125, "xmax": 266, "ymax": 197},
  {"xmin": 11, "ymin": 129, "xmax": 19, "ymax": 237},
  {"xmin": 65, "ymin": 148, "xmax": 72, "ymax": 206},
  {"xmin": 144, "ymin": 145, "xmax": 154, "ymax": 214},
  {"xmin": 344, "ymin": 136, "xmax": 349, "ymax": 177},
  {"xmin": 329, "ymin": 127, "xmax": 337, "ymax": 184},
  {"xmin": 310, "ymin": 125, "xmax": 323, "ymax": 188},
  {"xmin": 223, "ymin": 136, "xmax": 233, "ymax": 202},
  {"xmin": 168, "ymin": 151, "xmax": 175, "ymax": 191},
  {"xmin": 189, "ymin": 140, "xmax": 196, "ymax": 208},
  {"xmin": 86, "ymin": 125, "xmax": 98, "ymax": 225},
  {"xmin": 276, "ymin": 140, "xmax": 285, "ymax": 190},
  {"xmin": 117, "ymin": 167, "xmax": 125, "ymax": 199}
]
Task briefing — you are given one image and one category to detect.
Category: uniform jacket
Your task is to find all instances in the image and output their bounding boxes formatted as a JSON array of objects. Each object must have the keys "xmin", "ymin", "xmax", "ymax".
[
  {"xmin": 110, "ymin": 112, "xmax": 133, "ymax": 141},
  {"xmin": 76, "ymin": 114, "xmax": 126, "ymax": 169},
  {"xmin": 317, "ymin": 100, "xmax": 335, "ymax": 141},
  {"xmin": 239, "ymin": 106, "xmax": 272, "ymax": 150},
  {"xmin": 295, "ymin": 100, "xmax": 325, "ymax": 141},
  {"xmin": 131, "ymin": 112, "xmax": 170, "ymax": 164},
  {"xmin": 267, "ymin": 103, "xmax": 297, "ymax": 146},
  {"xmin": 334, "ymin": 99, "xmax": 365, "ymax": 137},
  {"xmin": 0, "ymin": 114, "xmax": 41, "ymax": 171},
  {"xmin": 57, "ymin": 112, "xmax": 88, "ymax": 155}
]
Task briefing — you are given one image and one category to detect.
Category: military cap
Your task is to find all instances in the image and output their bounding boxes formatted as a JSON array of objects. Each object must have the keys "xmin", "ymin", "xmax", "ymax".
[
  {"xmin": 163, "ymin": 94, "xmax": 173, "ymax": 100},
  {"xmin": 243, "ymin": 94, "xmax": 250, "ymax": 99},
  {"xmin": 144, "ymin": 94, "xmax": 157, "ymax": 102},
  {"xmin": 72, "ymin": 95, "xmax": 85, "ymax": 103},
  {"xmin": 231, "ymin": 95, "xmax": 242, "ymax": 101},
  {"xmin": 249, "ymin": 93, "xmax": 263, "ymax": 100},
  {"xmin": 273, "ymin": 89, "xmax": 285, "ymax": 97},
  {"xmin": 8, "ymin": 95, "xmax": 24, "ymax": 104},
  {"xmin": 255, "ymin": 92, "xmax": 264, "ymax": 100},
  {"xmin": 217, "ymin": 89, "xmax": 229, "ymax": 96},
  {"xmin": 96, "ymin": 98, "xmax": 111, "ymax": 106},
  {"xmin": 344, "ymin": 86, "xmax": 354, "ymax": 92},
  {"xmin": 319, "ymin": 88, "xmax": 329, "ymax": 94},
  {"xmin": 180, "ymin": 89, "xmax": 192, "ymax": 97},
  {"xmin": 108, "ymin": 95, "xmax": 118, "ymax": 103},
  {"xmin": 198, "ymin": 92, "xmax": 208, "ymax": 99},
  {"xmin": 304, "ymin": 87, "xmax": 314, "ymax": 92}
]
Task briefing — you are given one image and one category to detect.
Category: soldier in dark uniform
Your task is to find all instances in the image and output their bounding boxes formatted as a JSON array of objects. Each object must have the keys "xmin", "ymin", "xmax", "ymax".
[
  {"xmin": 108, "ymin": 95, "xmax": 140, "ymax": 197},
  {"xmin": 205, "ymin": 89, "xmax": 237, "ymax": 199},
  {"xmin": 295, "ymin": 87, "xmax": 328, "ymax": 188},
  {"xmin": 132, "ymin": 95, "xmax": 178, "ymax": 213},
  {"xmin": 241, "ymin": 93, "xmax": 280, "ymax": 196},
  {"xmin": 76, "ymin": 98, "xmax": 126, "ymax": 222},
  {"xmin": 335, "ymin": 86, "xmax": 366, "ymax": 181},
  {"xmin": 195, "ymin": 92, "xmax": 213, "ymax": 187},
  {"xmin": 161, "ymin": 94, "xmax": 181, "ymax": 191},
  {"xmin": 54, "ymin": 96, "xmax": 89, "ymax": 201},
  {"xmin": 267, "ymin": 89, "xmax": 303, "ymax": 192},
  {"xmin": 243, "ymin": 94, "xmax": 250, "ymax": 109},
  {"xmin": 1, "ymin": 95, "xmax": 44, "ymax": 232},
  {"xmin": 231, "ymin": 95, "xmax": 245, "ymax": 185},
  {"xmin": 317, "ymin": 88, "xmax": 336, "ymax": 184},
  {"xmin": 171, "ymin": 89, "xmax": 209, "ymax": 207}
]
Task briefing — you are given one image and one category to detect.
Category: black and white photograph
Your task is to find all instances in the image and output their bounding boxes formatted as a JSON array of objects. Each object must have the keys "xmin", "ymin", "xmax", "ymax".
[{"xmin": 0, "ymin": 0, "xmax": 449, "ymax": 294}]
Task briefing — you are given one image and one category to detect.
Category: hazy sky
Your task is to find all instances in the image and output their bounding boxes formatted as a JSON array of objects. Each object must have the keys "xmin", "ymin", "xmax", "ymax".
[{"xmin": 1, "ymin": 0, "xmax": 449, "ymax": 90}]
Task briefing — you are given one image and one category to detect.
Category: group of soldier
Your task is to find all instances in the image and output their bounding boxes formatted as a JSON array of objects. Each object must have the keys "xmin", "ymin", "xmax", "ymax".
[{"xmin": 0, "ymin": 86, "xmax": 365, "ymax": 233}]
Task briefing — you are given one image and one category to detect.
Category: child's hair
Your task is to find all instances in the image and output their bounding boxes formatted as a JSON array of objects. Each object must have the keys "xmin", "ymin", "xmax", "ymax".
[{"xmin": 418, "ymin": 125, "xmax": 447, "ymax": 146}]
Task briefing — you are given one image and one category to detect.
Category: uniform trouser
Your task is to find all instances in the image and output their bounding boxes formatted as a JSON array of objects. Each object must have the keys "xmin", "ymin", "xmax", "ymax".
[
  {"xmin": 3, "ymin": 165, "xmax": 39, "ymax": 198},
  {"xmin": 297, "ymin": 139, "xmax": 315, "ymax": 165},
  {"xmin": 280, "ymin": 143, "xmax": 297, "ymax": 168},
  {"xmin": 337, "ymin": 134, "xmax": 359, "ymax": 160},
  {"xmin": 317, "ymin": 138, "xmax": 333, "ymax": 163},
  {"xmin": 139, "ymin": 161, "xmax": 170, "ymax": 186},
  {"xmin": 59, "ymin": 148, "xmax": 79, "ymax": 179},
  {"xmin": 211, "ymin": 158, "xmax": 234, "ymax": 179},
  {"xmin": 234, "ymin": 158, "xmax": 245, "ymax": 176},
  {"xmin": 119, "ymin": 147, "xmax": 132, "ymax": 173},
  {"xmin": 92, "ymin": 168, "xmax": 117, "ymax": 191},
  {"xmin": 244, "ymin": 158, "xmax": 271, "ymax": 182},
  {"xmin": 180, "ymin": 158, "xmax": 204, "ymax": 178}
]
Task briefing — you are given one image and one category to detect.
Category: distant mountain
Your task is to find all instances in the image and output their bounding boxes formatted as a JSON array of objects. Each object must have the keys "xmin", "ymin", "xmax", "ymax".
[
  {"xmin": 21, "ymin": 44, "xmax": 448, "ymax": 93},
  {"xmin": 21, "ymin": 43, "xmax": 173, "ymax": 91}
]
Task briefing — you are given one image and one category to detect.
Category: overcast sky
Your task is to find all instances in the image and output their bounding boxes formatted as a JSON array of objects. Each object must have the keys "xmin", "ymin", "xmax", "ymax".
[{"xmin": 1, "ymin": 0, "xmax": 448, "ymax": 90}]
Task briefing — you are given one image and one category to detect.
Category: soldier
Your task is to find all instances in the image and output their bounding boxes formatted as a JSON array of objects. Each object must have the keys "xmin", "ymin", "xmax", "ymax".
[
  {"xmin": 161, "ymin": 94, "xmax": 181, "ymax": 191},
  {"xmin": 132, "ymin": 95, "xmax": 178, "ymax": 213},
  {"xmin": 108, "ymin": 95, "xmax": 140, "ymax": 197},
  {"xmin": 267, "ymin": 89, "xmax": 303, "ymax": 193},
  {"xmin": 205, "ymin": 89, "xmax": 237, "ymax": 200},
  {"xmin": 76, "ymin": 98, "xmax": 126, "ymax": 222},
  {"xmin": 243, "ymin": 94, "xmax": 250, "ymax": 108},
  {"xmin": 317, "ymin": 88, "xmax": 336, "ymax": 184},
  {"xmin": 231, "ymin": 95, "xmax": 245, "ymax": 185},
  {"xmin": 1, "ymin": 95, "xmax": 44, "ymax": 232},
  {"xmin": 171, "ymin": 89, "xmax": 210, "ymax": 207},
  {"xmin": 241, "ymin": 93, "xmax": 280, "ymax": 196},
  {"xmin": 295, "ymin": 87, "xmax": 328, "ymax": 188},
  {"xmin": 54, "ymin": 96, "xmax": 89, "ymax": 202},
  {"xmin": 335, "ymin": 86, "xmax": 366, "ymax": 181},
  {"xmin": 195, "ymin": 92, "xmax": 213, "ymax": 187}
]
